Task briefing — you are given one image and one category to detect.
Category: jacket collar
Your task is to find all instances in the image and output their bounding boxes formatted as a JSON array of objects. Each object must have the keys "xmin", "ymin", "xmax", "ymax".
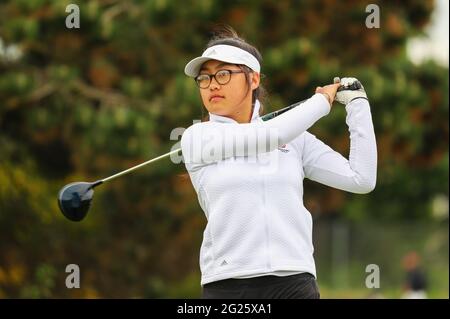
[{"xmin": 209, "ymin": 100, "xmax": 262, "ymax": 123}]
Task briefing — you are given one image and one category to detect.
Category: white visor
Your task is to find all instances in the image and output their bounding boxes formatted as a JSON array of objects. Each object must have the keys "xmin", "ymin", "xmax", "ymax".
[{"xmin": 184, "ymin": 44, "xmax": 260, "ymax": 77}]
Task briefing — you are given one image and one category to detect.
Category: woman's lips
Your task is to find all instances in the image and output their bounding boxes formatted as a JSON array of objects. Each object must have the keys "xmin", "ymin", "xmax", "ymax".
[{"xmin": 210, "ymin": 95, "xmax": 224, "ymax": 102}]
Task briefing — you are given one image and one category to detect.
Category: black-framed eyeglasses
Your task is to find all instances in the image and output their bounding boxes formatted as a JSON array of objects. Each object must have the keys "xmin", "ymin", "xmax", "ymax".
[{"xmin": 195, "ymin": 69, "xmax": 245, "ymax": 89}]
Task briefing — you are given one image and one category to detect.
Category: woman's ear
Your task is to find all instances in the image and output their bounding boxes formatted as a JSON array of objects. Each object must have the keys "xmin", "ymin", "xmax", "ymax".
[{"xmin": 251, "ymin": 72, "xmax": 260, "ymax": 90}]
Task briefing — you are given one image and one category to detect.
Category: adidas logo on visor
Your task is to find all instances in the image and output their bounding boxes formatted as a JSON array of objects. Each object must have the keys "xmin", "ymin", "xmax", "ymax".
[{"xmin": 207, "ymin": 49, "xmax": 217, "ymax": 56}]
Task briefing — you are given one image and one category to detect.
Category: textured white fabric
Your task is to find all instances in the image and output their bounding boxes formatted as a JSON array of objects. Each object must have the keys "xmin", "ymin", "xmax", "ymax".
[{"xmin": 181, "ymin": 94, "xmax": 377, "ymax": 285}]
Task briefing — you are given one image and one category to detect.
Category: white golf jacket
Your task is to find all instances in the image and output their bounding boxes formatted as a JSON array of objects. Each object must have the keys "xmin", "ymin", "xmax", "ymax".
[{"xmin": 181, "ymin": 93, "xmax": 377, "ymax": 285}]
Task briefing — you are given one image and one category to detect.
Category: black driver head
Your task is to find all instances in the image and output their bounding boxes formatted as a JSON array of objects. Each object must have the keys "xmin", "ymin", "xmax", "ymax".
[{"xmin": 58, "ymin": 182, "xmax": 95, "ymax": 222}]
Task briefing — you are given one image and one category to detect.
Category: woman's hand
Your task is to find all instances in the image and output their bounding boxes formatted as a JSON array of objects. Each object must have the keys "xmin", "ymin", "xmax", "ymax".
[
  {"xmin": 315, "ymin": 83, "xmax": 341, "ymax": 107},
  {"xmin": 334, "ymin": 77, "xmax": 368, "ymax": 105}
]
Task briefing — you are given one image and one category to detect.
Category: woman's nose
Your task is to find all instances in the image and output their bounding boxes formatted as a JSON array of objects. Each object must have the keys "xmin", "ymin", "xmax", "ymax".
[{"xmin": 209, "ymin": 77, "xmax": 220, "ymax": 90}]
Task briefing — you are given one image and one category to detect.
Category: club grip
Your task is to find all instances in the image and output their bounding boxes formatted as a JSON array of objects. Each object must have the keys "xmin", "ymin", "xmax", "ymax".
[{"xmin": 261, "ymin": 100, "xmax": 303, "ymax": 121}]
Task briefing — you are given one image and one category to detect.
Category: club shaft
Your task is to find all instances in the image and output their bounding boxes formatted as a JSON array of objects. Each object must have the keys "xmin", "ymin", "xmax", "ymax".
[
  {"xmin": 101, "ymin": 148, "xmax": 181, "ymax": 183},
  {"xmin": 260, "ymin": 99, "xmax": 306, "ymax": 121}
]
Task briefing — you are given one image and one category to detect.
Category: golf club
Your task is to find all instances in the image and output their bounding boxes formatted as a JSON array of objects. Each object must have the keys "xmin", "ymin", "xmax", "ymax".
[{"xmin": 58, "ymin": 80, "xmax": 362, "ymax": 221}]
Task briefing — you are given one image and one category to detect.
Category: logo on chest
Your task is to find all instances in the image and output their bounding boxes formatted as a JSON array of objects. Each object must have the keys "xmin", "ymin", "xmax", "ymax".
[{"xmin": 278, "ymin": 144, "xmax": 290, "ymax": 153}]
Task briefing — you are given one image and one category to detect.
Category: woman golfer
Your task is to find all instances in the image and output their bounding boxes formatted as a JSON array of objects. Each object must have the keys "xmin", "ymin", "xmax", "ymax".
[{"xmin": 181, "ymin": 27, "xmax": 377, "ymax": 299}]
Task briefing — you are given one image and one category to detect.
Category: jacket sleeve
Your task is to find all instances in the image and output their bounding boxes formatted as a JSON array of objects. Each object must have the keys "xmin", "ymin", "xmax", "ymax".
[
  {"xmin": 301, "ymin": 98, "xmax": 377, "ymax": 194},
  {"xmin": 181, "ymin": 93, "xmax": 330, "ymax": 166}
]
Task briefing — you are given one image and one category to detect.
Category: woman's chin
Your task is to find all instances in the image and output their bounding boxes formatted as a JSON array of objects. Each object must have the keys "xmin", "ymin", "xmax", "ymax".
[{"xmin": 207, "ymin": 105, "xmax": 227, "ymax": 115}]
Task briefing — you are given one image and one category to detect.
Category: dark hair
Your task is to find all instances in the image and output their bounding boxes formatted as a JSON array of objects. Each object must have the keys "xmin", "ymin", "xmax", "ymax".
[{"xmin": 200, "ymin": 25, "xmax": 268, "ymax": 121}]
